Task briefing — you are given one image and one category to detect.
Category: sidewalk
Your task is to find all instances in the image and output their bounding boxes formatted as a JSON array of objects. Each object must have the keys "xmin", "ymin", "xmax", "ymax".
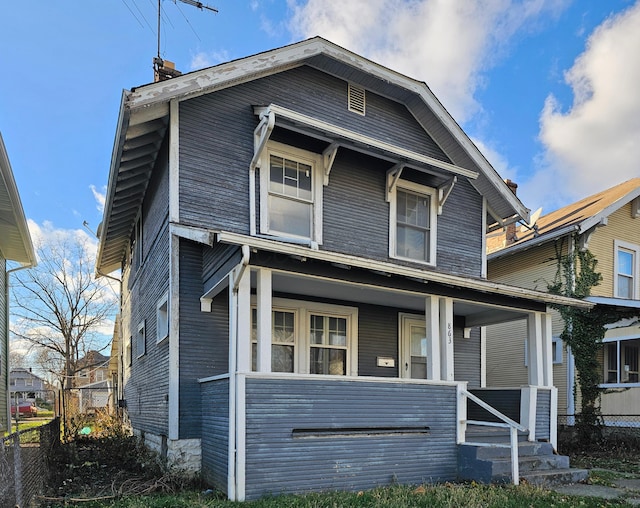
[{"xmin": 551, "ymin": 477, "xmax": 640, "ymax": 506}]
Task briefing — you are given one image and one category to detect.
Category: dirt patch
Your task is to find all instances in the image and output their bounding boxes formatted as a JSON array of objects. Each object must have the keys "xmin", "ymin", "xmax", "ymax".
[{"xmin": 41, "ymin": 436, "xmax": 195, "ymax": 505}]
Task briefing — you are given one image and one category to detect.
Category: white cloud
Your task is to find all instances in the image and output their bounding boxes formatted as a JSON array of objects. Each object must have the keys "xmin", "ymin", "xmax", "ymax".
[
  {"xmin": 531, "ymin": 1, "xmax": 640, "ymax": 209},
  {"xmin": 472, "ymin": 137, "xmax": 519, "ymax": 184},
  {"xmin": 90, "ymin": 184, "xmax": 106, "ymax": 214},
  {"xmin": 190, "ymin": 49, "xmax": 230, "ymax": 71},
  {"xmin": 288, "ymin": 0, "xmax": 569, "ymax": 123}
]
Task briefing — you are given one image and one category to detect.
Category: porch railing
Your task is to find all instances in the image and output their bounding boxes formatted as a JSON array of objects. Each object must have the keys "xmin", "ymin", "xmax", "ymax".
[{"xmin": 460, "ymin": 388, "xmax": 527, "ymax": 485}]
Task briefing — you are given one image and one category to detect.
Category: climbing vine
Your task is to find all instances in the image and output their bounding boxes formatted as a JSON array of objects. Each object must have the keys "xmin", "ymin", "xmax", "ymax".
[{"xmin": 548, "ymin": 236, "xmax": 640, "ymax": 440}]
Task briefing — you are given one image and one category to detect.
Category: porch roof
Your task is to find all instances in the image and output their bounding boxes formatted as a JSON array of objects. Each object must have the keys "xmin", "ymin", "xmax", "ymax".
[{"xmin": 173, "ymin": 224, "xmax": 593, "ymax": 313}]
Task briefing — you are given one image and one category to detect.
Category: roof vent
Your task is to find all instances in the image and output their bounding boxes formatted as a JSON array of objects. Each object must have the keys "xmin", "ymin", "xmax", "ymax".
[{"xmin": 348, "ymin": 84, "xmax": 366, "ymax": 115}]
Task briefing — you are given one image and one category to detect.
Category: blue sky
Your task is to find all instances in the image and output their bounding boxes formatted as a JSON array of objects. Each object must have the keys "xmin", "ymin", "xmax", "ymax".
[{"xmin": 2, "ymin": 0, "xmax": 640, "ymax": 237}]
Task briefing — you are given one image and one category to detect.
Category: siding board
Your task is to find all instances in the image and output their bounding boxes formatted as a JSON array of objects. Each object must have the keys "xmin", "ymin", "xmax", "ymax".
[
  {"xmin": 242, "ymin": 377, "xmax": 457, "ymax": 500},
  {"xmin": 200, "ymin": 378, "xmax": 229, "ymax": 493}
]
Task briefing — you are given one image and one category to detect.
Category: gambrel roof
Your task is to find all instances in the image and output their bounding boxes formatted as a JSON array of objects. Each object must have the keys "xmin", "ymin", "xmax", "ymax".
[
  {"xmin": 0, "ymin": 132, "xmax": 35, "ymax": 266},
  {"xmin": 488, "ymin": 178, "xmax": 640, "ymax": 260},
  {"xmin": 97, "ymin": 37, "xmax": 530, "ymax": 274}
]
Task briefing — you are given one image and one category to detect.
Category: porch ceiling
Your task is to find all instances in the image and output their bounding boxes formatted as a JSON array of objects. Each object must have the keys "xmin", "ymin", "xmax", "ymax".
[{"xmin": 261, "ymin": 271, "xmax": 529, "ymax": 327}]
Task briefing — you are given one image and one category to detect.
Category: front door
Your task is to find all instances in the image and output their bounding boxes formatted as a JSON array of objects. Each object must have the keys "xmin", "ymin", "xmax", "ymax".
[{"xmin": 400, "ymin": 314, "xmax": 427, "ymax": 379}]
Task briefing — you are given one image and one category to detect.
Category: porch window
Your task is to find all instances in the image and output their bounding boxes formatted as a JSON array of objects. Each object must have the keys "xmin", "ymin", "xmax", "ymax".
[
  {"xmin": 389, "ymin": 180, "xmax": 437, "ymax": 265},
  {"xmin": 614, "ymin": 240, "xmax": 639, "ymax": 299},
  {"xmin": 251, "ymin": 308, "xmax": 296, "ymax": 373},
  {"xmin": 250, "ymin": 297, "xmax": 358, "ymax": 376},
  {"xmin": 310, "ymin": 314, "xmax": 347, "ymax": 375},
  {"xmin": 260, "ymin": 142, "xmax": 323, "ymax": 243},
  {"xmin": 602, "ymin": 338, "xmax": 640, "ymax": 384}
]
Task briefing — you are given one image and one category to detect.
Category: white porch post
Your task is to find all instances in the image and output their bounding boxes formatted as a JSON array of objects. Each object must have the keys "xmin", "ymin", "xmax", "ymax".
[
  {"xmin": 425, "ymin": 296, "xmax": 441, "ymax": 380},
  {"xmin": 541, "ymin": 312, "xmax": 554, "ymax": 387},
  {"xmin": 439, "ymin": 297, "xmax": 455, "ymax": 382},
  {"xmin": 527, "ymin": 312, "xmax": 544, "ymax": 386},
  {"xmin": 256, "ymin": 268, "xmax": 272, "ymax": 372},
  {"xmin": 235, "ymin": 267, "xmax": 251, "ymax": 373}
]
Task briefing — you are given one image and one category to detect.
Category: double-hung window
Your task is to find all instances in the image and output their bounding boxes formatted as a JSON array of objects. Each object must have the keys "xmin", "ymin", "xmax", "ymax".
[
  {"xmin": 389, "ymin": 180, "xmax": 437, "ymax": 265},
  {"xmin": 260, "ymin": 142, "xmax": 323, "ymax": 243},
  {"xmin": 602, "ymin": 338, "xmax": 640, "ymax": 384},
  {"xmin": 614, "ymin": 240, "xmax": 639, "ymax": 299},
  {"xmin": 251, "ymin": 298, "xmax": 357, "ymax": 375}
]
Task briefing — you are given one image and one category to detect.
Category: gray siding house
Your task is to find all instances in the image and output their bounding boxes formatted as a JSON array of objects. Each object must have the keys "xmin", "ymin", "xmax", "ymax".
[
  {"xmin": 97, "ymin": 38, "xmax": 589, "ymax": 500},
  {"xmin": 0, "ymin": 132, "xmax": 36, "ymax": 433}
]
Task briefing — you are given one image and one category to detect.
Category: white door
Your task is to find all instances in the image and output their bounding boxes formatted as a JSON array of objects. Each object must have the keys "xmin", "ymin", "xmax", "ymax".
[{"xmin": 400, "ymin": 314, "xmax": 428, "ymax": 379}]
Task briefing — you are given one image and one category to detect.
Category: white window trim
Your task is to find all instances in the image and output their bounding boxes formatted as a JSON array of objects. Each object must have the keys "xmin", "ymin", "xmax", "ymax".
[
  {"xmin": 614, "ymin": 240, "xmax": 640, "ymax": 300},
  {"xmin": 250, "ymin": 296, "xmax": 358, "ymax": 376},
  {"xmin": 251, "ymin": 302, "xmax": 300, "ymax": 373},
  {"xmin": 258, "ymin": 141, "xmax": 323, "ymax": 245},
  {"xmin": 601, "ymin": 337, "xmax": 640, "ymax": 387},
  {"xmin": 525, "ymin": 336, "xmax": 562, "ymax": 366},
  {"xmin": 156, "ymin": 292, "xmax": 169, "ymax": 344},
  {"xmin": 136, "ymin": 320, "xmax": 146, "ymax": 359},
  {"xmin": 388, "ymin": 178, "xmax": 437, "ymax": 266}
]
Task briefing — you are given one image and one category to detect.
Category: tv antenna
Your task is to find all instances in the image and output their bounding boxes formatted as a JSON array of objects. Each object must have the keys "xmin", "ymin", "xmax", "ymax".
[{"xmin": 154, "ymin": 0, "xmax": 218, "ymax": 81}]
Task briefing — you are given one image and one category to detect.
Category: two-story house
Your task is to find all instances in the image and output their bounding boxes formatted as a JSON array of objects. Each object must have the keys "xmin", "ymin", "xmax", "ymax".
[
  {"xmin": 9, "ymin": 367, "xmax": 47, "ymax": 398},
  {"xmin": 1, "ymin": 132, "xmax": 36, "ymax": 432},
  {"xmin": 97, "ymin": 38, "xmax": 589, "ymax": 500},
  {"xmin": 487, "ymin": 178, "xmax": 640, "ymax": 425},
  {"xmin": 74, "ymin": 351, "xmax": 111, "ymax": 412}
]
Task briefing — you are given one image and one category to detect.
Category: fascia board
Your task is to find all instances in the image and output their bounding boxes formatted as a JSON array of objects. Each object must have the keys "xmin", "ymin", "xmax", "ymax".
[
  {"xmin": 579, "ymin": 186, "xmax": 640, "ymax": 234},
  {"xmin": 199, "ymin": 229, "xmax": 592, "ymax": 310},
  {"xmin": 0, "ymin": 132, "xmax": 36, "ymax": 266},
  {"xmin": 96, "ymin": 90, "xmax": 131, "ymax": 273}
]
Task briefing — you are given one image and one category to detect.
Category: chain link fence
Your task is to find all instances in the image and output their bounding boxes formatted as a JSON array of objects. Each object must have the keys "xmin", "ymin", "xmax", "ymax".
[
  {"xmin": 559, "ymin": 414, "xmax": 640, "ymax": 428},
  {"xmin": 1, "ymin": 417, "xmax": 60, "ymax": 507}
]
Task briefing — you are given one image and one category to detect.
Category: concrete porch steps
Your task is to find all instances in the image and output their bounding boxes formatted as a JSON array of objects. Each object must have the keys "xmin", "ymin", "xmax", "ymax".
[{"xmin": 458, "ymin": 425, "xmax": 588, "ymax": 486}]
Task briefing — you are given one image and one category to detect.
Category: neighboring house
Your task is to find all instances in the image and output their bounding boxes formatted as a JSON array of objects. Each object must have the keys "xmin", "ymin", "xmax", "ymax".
[
  {"xmin": 97, "ymin": 38, "xmax": 588, "ymax": 500},
  {"xmin": 74, "ymin": 351, "xmax": 111, "ymax": 412},
  {"xmin": 0, "ymin": 132, "xmax": 36, "ymax": 432},
  {"xmin": 487, "ymin": 178, "xmax": 640, "ymax": 425},
  {"xmin": 9, "ymin": 367, "xmax": 46, "ymax": 398}
]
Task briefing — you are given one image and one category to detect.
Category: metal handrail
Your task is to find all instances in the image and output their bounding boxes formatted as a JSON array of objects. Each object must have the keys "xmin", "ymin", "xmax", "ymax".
[{"xmin": 461, "ymin": 388, "xmax": 526, "ymax": 485}]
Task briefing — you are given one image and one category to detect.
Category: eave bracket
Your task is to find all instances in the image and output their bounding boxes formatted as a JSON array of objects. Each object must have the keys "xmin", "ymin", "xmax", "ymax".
[
  {"xmin": 437, "ymin": 176, "xmax": 457, "ymax": 215},
  {"xmin": 385, "ymin": 163, "xmax": 405, "ymax": 202},
  {"xmin": 323, "ymin": 143, "xmax": 339, "ymax": 186}
]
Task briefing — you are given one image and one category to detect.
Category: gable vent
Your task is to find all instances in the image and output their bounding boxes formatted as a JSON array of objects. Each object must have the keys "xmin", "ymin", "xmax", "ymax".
[{"xmin": 348, "ymin": 84, "xmax": 366, "ymax": 115}]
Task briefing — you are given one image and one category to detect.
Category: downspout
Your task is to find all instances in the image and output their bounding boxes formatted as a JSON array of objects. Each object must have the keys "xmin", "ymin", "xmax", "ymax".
[
  {"xmin": 229, "ymin": 245, "xmax": 250, "ymax": 501},
  {"xmin": 5, "ymin": 263, "xmax": 34, "ymax": 433}
]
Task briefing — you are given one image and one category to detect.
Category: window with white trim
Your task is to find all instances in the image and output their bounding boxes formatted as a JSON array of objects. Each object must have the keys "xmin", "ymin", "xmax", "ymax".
[
  {"xmin": 614, "ymin": 240, "xmax": 639, "ymax": 299},
  {"xmin": 156, "ymin": 292, "xmax": 169, "ymax": 343},
  {"xmin": 136, "ymin": 320, "xmax": 146, "ymax": 358},
  {"xmin": 603, "ymin": 338, "xmax": 640, "ymax": 385},
  {"xmin": 260, "ymin": 142, "xmax": 323, "ymax": 243},
  {"xmin": 389, "ymin": 180, "xmax": 437, "ymax": 265},
  {"xmin": 524, "ymin": 336, "xmax": 563, "ymax": 365},
  {"xmin": 250, "ymin": 298, "xmax": 358, "ymax": 375}
]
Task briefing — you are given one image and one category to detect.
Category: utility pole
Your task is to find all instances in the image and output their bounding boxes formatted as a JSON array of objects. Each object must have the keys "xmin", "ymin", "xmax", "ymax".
[{"xmin": 154, "ymin": 0, "xmax": 218, "ymax": 82}]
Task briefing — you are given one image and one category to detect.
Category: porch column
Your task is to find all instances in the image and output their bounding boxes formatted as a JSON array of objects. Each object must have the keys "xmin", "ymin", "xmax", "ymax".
[
  {"xmin": 541, "ymin": 312, "xmax": 553, "ymax": 387},
  {"xmin": 256, "ymin": 268, "xmax": 272, "ymax": 372},
  {"xmin": 425, "ymin": 296, "xmax": 441, "ymax": 380},
  {"xmin": 440, "ymin": 297, "xmax": 455, "ymax": 382},
  {"xmin": 527, "ymin": 312, "xmax": 544, "ymax": 386},
  {"xmin": 235, "ymin": 266, "xmax": 252, "ymax": 373}
]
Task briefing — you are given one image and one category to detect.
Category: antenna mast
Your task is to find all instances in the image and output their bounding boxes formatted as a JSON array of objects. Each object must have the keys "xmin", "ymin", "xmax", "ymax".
[{"xmin": 154, "ymin": 0, "xmax": 218, "ymax": 82}]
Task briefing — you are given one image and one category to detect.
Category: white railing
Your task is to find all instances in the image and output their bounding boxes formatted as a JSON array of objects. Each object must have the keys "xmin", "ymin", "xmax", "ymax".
[{"xmin": 460, "ymin": 388, "xmax": 528, "ymax": 485}]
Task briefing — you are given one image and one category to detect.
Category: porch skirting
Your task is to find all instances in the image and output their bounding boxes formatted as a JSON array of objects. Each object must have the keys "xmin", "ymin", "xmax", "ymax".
[{"xmin": 201, "ymin": 374, "xmax": 460, "ymax": 500}]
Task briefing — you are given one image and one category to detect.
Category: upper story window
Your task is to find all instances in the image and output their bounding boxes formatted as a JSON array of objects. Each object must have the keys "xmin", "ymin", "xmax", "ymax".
[
  {"xmin": 614, "ymin": 240, "xmax": 639, "ymax": 299},
  {"xmin": 260, "ymin": 142, "xmax": 323, "ymax": 244},
  {"xmin": 389, "ymin": 180, "xmax": 437, "ymax": 265}
]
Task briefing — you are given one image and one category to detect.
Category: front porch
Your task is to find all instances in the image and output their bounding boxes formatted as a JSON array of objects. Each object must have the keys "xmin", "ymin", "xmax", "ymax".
[{"xmin": 200, "ymin": 374, "xmax": 560, "ymax": 501}]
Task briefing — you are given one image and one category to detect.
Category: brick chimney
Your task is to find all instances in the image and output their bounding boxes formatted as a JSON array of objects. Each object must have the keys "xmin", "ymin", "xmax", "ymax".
[{"xmin": 505, "ymin": 179, "xmax": 518, "ymax": 245}]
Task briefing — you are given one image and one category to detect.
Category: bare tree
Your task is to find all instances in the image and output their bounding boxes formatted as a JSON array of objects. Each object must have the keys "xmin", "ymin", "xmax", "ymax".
[{"xmin": 10, "ymin": 232, "xmax": 117, "ymax": 431}]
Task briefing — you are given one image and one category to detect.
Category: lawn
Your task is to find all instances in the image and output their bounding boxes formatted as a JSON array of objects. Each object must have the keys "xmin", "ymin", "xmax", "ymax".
[{"xmin": 41, "ymin": 483, "xmax": 633, "ymax": 508}]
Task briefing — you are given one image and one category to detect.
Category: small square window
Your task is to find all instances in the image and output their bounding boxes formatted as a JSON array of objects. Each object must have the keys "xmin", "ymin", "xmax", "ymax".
[
  {"xmin": 157, "ymin": 293, "xmax": 169, "ymax": 343},
  {"xmin": 136, "ymin": 321, "xmax": 146, "ymax": 358}
]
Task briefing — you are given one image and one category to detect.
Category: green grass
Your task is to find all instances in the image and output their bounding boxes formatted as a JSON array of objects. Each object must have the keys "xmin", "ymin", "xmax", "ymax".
[{"xmin": 43, "ymin": 483, "xmax": 634, "ymax": 508}]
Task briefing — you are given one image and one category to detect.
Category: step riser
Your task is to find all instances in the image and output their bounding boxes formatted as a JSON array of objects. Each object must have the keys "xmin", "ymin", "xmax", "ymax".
[
  {"xmin": 489, "ymin": 455, "xmax": 570, "ymax": 476},
  {"xmin": 460, "ymin": 442, "xmax": 554, "ymax": 460}
]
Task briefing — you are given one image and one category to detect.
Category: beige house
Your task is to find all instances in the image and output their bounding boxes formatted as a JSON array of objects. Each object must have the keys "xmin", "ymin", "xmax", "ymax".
[{"xmin": 487, "ymin": 179, "xmax": 640, "ymax": 423}]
